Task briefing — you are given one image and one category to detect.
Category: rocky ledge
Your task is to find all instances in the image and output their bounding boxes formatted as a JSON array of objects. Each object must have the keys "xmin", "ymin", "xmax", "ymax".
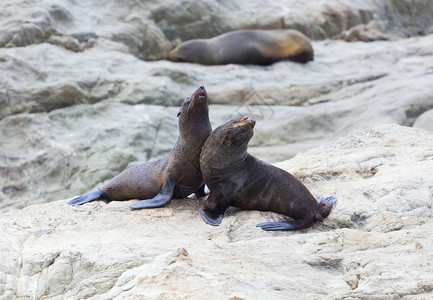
[
  {"xmin": 1, "ymin": 0, "xmax": 433, "ymax": 212},
  {"xmin": 1, "ymin": 124, "xmax": 432, "ymax": 299}
]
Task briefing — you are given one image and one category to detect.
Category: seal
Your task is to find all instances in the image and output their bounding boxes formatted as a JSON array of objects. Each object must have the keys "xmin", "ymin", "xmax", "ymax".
[
  {"xmin": 199, "ymin": 117, "xmax": 336, "ymax": 231},
  {"xmin": 68, "ymin": 85, "xmax": 212, "ymax": 209},
  {"xmin": 166, "ymin": 29, "xmax": 314, "ymax": 65}
]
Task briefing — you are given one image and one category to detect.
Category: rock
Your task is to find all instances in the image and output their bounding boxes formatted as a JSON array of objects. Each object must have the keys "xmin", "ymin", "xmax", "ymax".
[
  {"xmin": 0, "ymin": 0, "xmax": 170, "ymax": 60},
  {"xmin": 1, "ymin": 0, "xmax": 433, "ymax": 211},
  {"xmin": 0, "ymin": 103, "xmax": 179, "ymax": 212},
  {"xmin": 2, "ymin": 0, "xmax": 433, "ymax": 61},
  {"xmin": 1, "ymin": 124, "xmax": 433, "ymax": 299},
  {"xmin": 413, "ymin": 109, "xmax": 433, "ymax": 132},
  {"xmin": 170, "ymin": 0, "xmax": 433, "ymax": 41},
  {"xmin": 2, "ymin": 33, "xmax": 433, "ymax": 211},
  {"xmin": 339, "ymin": 20, "xmax": 388, "ymax": 42}
]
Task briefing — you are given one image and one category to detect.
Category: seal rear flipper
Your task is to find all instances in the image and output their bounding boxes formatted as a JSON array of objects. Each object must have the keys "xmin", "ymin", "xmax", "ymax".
[
  {"xmin": 317, "ymin": 195, "xmax": 337, "ymax": 219},
  {"xmin": 129, "ymin": 178, "xmax": 175, "ymax": 209},
  {"xmin": 68, "ymin": 190, "xmax": 105, "ymax": 206},
  {"xmin": 200, "ymin": 209, "xmax": 224, "ymax": 226},
  {"xmin": 256, "ymin": 218, "xmax": 313, "ymax": 231}
]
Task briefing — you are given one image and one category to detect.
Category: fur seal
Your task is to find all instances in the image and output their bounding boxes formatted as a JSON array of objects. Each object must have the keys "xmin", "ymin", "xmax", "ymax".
[
  {"xmin": 68, "ymin": 85, "xmax": 212, "ymax": 208},
  {"xmin": 166, "ymin": 29, "xmax": 314, "ymax": 65},
  {"xmin": 199, "ymin": 117, "xmax": 336, "ymax": 231}
]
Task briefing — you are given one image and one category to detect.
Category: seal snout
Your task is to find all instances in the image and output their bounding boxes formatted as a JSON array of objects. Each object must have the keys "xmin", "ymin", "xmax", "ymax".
[
  {"xmin": 194, "ymin": 85, "xmax": 207, "ymax": 101},
  {"xmin": 231, "ymin": 116, "xmax": 256, "ymax": 132},
  {"xmin": 198, "ymin": 85, "xmax": 206, "ymax": 98},
  {"xmin": 187, "ymin": 85, "xmax": 208, "ymax": 111},
  {"xmin": 241, "ymin": 117, "xmax": 256, "ymax": 128},
  {"xmin": 249, "ymin": 118, "xmax": 256, "ymax": 127}
]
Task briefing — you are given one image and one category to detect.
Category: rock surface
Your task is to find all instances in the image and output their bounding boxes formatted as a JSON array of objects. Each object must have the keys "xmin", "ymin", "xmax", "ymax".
[
  {"xmin": 1, "ymin": 124, "xmax": 433, "ymax": 299},
  {"xmin": 1, "ymin": 0, "xmax": 433, "ymax": 212},
  {"xmin": 413, "ymin": 109, "xmax": 433, "ymax": 132}
]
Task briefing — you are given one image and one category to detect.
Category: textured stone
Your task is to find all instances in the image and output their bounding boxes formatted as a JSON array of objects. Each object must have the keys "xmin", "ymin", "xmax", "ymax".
[
  {"xmin": 1, "ymin": 125, "xmax": 433, "ymax": 299},
  {"xmin": 413, "ymin": 109, "xmax": 433, "ymax": 132},
  {"xmin": 2, "ymin": 34, "xmax": 433, "ymax": 211},
  {"xmin": 1, "ymin": 0, "xmax": 433, "ymax": 212}
]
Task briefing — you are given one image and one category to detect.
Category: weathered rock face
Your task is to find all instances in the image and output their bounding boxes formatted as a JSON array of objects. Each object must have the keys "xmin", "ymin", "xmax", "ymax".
[
  {"xmin": 1, "ymin": 0, "xmax": 433, "ymax": 212},
  {"xmin": 1, "ymin": 125, "xmax": 432, "ymax": 299},
  {"xmin": 413, "ymin": 109, "xmax": 433, "ymax": 132},
  {"xmin": 2, "ymin": 0, "xmax": 433, "ymax": 57},
  {"xmin": 2, "ymin": 35, "xmax": 433, "ymax": 212}
]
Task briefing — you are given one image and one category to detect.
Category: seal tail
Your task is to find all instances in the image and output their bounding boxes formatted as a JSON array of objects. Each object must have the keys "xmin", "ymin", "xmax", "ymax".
[
  {"xmin": 314, "ymin": 195, "xmax": 337, "ymax": 221},
  {"xmin": 68, "ymin": 190, "xmax": 105, "ymax": 206}
]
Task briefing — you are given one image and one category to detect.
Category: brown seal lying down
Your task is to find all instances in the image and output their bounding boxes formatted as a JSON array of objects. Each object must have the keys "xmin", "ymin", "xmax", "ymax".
[{"xmin": 167, "ymin": 29, "xmax": 314, "ymax": 65}]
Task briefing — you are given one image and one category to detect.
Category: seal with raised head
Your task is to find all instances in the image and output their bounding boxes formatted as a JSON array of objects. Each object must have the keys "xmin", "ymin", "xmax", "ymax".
[
  {"xmin": 166, "ymin": 29, "xmax": 314, "ymax": 65},
  {"xmin": 199, "ymin": 117, "xmax": 336, "ymax": 231},
  {"xmin": 68, "ymin": 85, "xmax": 212, "ymax": 209}
]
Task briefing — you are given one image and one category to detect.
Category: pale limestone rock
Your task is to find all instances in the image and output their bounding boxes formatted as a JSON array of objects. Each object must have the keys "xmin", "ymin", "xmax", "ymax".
[
  {"xmin": 2, "ymin": 0, "xmax": 433, "ymax": 59},
  {"xmin": 1, "ymin": 1, "xmax": 433, "ymax": 297},
  {"xmin": 1, "ymin": 0, "xmax": 433, "ymax": 212},
  {"xmin": 1, "ymin": 124, "xmax": 433, "ymax": 299},
  {"xmin": 1, "ymin": 34, "xmax": 433, "ymax": 211},
  {"xmin": 413, "ymin": 109, "xmax": 433, "ymax": 132}
]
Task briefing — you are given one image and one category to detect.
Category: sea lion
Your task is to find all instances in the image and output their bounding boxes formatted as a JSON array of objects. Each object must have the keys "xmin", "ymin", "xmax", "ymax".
[
  {"xmin": 166, "ymin": 29, "xmax": 314, "ymax": 65},
  {"xmin": 68, "ymin": 85, "xmax": 212, "ymax": 208},
  {"xmin": 199, "ymin": 117, "xmax": 336, "ymax": 231}
]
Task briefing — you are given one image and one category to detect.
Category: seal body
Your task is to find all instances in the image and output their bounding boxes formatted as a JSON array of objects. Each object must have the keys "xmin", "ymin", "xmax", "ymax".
[
  {"xmin": 166, "ymin": 29, "xmax": 314, "ymax": 65},
  {"xmin": 199, "ymin": 117, "xmax": 336, "ymax": 230},
  {"xmin": 69, "ymin": 86, "xmax": 212, "ymax": 208}
]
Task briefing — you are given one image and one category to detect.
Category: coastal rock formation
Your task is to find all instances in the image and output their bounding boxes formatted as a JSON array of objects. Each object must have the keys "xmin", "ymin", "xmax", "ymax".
[
  {"xmin": 1, "ymin": 0, "xmax": 433, "ymax": 211},
  {"xmin": 1, "ymin": 124, "xmax": 432, "ymax": 299},
  {"xmin": 2, "ymin": 34, "xmax": 433, "ymax": 211},
  {"xmin": 413, "ymin": 109, "xmax": 433, "ymax": 132}
]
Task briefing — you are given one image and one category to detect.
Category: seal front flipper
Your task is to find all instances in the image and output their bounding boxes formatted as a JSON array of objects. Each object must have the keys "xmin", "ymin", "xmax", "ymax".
[
  {"xmin": 129, "ymin": 178, "xmax": 175, "ymax": 209},
  {"xmin": 68, "ymin": 190, "xmax": 105, "ymax": 206},
  {"xmin": 200, "ymin": 189, "xmax": 228, "ymax": 226},
  {"xmin": 256, "ymin": 218, "xmax": 313, "ymax": 231},
  {"xmin": 200, "ymin": 209, "xmax": 224, "ymax": 226},
  {"xmin": 129, "ymin": 193, "xmax": 173, "ymax": 209}
]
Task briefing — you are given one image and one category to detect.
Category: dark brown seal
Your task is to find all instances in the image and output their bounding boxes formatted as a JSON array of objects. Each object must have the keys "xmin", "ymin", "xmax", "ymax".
[
  {"xmin": 69, "ymin": 85, "xmax": 212, "ymax": 209},
  {"xmin": 166, "ymin": 29, "xmax": 314, "ymax": 65},
  {"xmin": 199, "ymin": 117, "xmax": 336, "ymax": 230}
]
